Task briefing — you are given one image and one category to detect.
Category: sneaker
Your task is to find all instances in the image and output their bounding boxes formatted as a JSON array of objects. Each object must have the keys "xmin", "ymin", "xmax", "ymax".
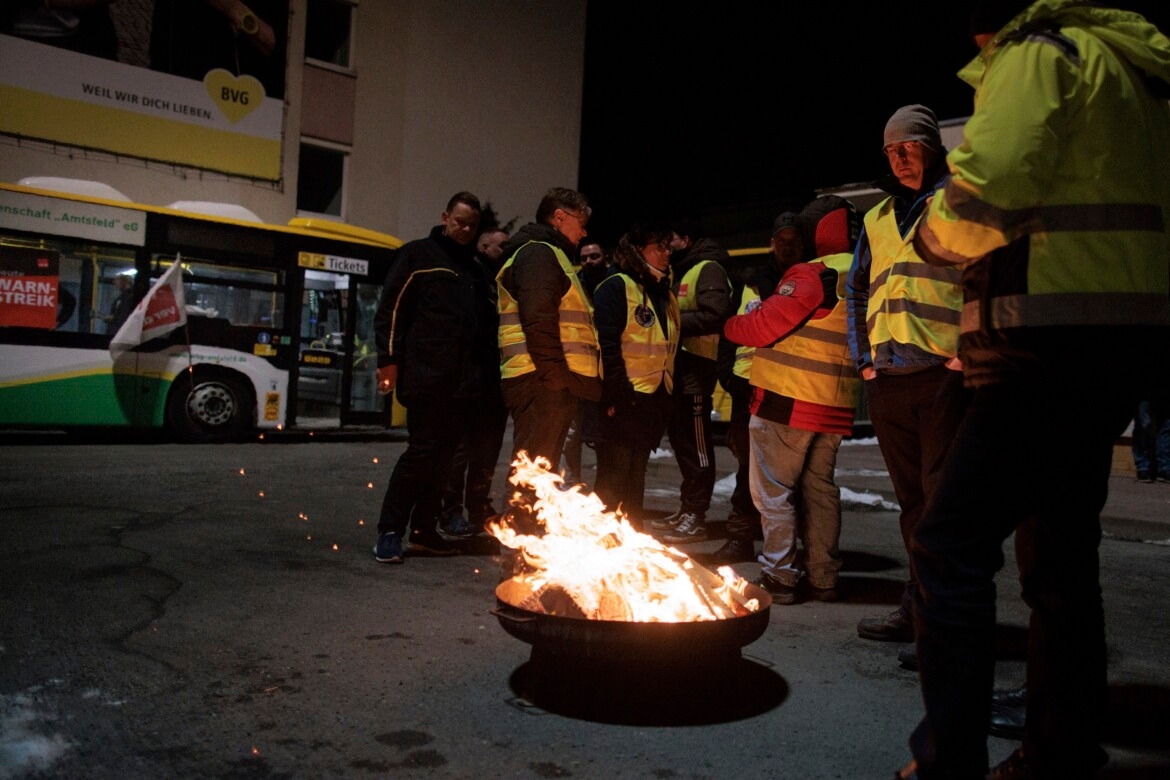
[
  {"xmin": 407, "ymin": 529, "xmax": 459, "ymax": 556},
  {"xmin": 857, "ymin": 607, "xmax": 915, "ymax": 642},
  {"xmin": 1137, "ymin": 470, "xmax": 1154, "ymax": 483},
  {"xmin": 661, "ymin": 512, "xmax": 708, "ymax": 543},
  {"xmin": 752, "ymin": 574, "xmax": 798, "ymax": 605},
  {"xmin": 710, "ymin": 538, "xmax": 755, "ymax": 565},
  {"xmin": 373, "ymin": 532, "xmax": 404, "ymax": 564},
  {"xmin": 1158, "ymin": 473, "xmax": 1170, "ymax": 483},
  {"xmin": 438, "ymin": 514, "xmax": 477, "ymax": 540},
  {"xmin": 649, "ymin": 509, "xmax": 684, "ymax": 531}
]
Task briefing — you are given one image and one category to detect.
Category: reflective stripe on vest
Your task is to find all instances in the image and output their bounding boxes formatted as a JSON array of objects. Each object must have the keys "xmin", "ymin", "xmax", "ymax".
[
  {"xmin": 940, "ymin": 187, "xmax": 1170, "ymax": 333},
  {"xmin": 864, "ymin": 198, "xmax": 962, "ymax": 358},
  {"xmin": 597, "ymin": 273, "xmax": 680, "ymax": 394},
  {"xmin": 676, "ymin": 259, "xmax": 727, "ymax": 360},
  {"xmin": 750, "ymin": 253, "xmax": 861, "ymax": 408},
  {"xmin": 731, "ymin": 285, "xmax": 760, "ymax": 380},
  {"xmin": 496, "ymin": 241, "xmax": 600, "ymax": 379}
]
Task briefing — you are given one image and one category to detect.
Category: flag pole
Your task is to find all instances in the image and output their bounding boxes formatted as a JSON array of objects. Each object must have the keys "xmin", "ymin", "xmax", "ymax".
[{"xmin": 177, "ymin": 253, "xmax": 195, "ymax": 384}]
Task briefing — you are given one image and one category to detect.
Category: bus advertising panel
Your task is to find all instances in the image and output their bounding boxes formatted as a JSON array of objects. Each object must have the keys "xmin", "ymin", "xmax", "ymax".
[{"xmin": 0, "ymin": 2, "xmax": 289, "ymax": 181}]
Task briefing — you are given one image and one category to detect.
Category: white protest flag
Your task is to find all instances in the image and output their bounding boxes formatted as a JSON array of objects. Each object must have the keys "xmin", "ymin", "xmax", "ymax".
[{"xmin": 109, "ymin": 259, "xmax": 188, "ymax": 360}]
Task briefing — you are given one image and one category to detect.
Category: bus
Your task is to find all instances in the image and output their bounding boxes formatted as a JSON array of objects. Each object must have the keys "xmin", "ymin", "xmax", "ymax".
[{"xmin": 0, "ymin": 178, "xmax": 403, "ymax": 442}]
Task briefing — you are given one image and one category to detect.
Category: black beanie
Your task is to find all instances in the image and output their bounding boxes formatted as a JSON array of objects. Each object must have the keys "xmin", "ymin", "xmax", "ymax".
[{"xmin": 969, "ymin": 0, "xmax": 1032, "ymax": 36}]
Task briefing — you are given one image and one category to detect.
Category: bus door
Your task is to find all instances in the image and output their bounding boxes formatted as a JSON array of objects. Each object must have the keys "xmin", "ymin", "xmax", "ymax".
[
  {"xmin": 295, "ymin": 268, "xmax": 391, "ymax": 427},
  {"xmin": 342, "ymin": 273, "xmax": 389, "ymax": 425}
]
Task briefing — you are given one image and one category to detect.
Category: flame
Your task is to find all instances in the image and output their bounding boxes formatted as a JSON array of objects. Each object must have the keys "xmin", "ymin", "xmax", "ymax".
[{"xmin": 488, "ymin": 453, "xmax": 759, "ymax": 622}]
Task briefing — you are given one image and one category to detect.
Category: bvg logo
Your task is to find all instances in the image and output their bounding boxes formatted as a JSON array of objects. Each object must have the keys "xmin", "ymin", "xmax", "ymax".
[{"xmin": 204, "ymin": 69, "xmax": 265, "ymax": 123}]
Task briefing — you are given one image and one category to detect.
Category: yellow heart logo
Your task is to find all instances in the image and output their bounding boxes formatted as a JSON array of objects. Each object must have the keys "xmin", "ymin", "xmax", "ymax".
[{"xmin": 203, "ymin": 69, "xmax": 265, "ymax": 123}]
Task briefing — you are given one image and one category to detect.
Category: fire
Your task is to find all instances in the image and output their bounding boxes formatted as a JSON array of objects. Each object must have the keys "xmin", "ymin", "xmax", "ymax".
[{"xmin": 489, "ymin": 453, "xmax": 760, "ymax": 622}]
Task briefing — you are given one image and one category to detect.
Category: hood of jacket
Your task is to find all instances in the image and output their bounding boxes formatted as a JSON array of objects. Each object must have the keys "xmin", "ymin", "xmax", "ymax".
[
  {"xmin": 959, "ymin": 0, "xmax": 1170, "ymax": 93},
  {"xmin": 500, "ymin": 221, "xmax": 577, "ymax": 262},
  {"xmin": 670, "ymin": 237, "xmax": 729, "ymax": 278}
]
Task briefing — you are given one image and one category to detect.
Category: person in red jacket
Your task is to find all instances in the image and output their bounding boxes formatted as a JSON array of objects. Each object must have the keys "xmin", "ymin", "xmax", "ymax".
[{"xmin": 722, "ymin": 196, "xmax": 861, "ymax": 604}]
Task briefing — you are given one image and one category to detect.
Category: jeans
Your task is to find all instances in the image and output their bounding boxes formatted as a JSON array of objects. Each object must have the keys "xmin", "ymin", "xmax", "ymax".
[
  {"xmin": 748, "ymin": 415, "xmax": 843, "ymax": 589},
  {"xmin": 1131, "ymin": 397, "xmax": 1170, "ymax": 476},
  {"xmin": 441, "ymin": 392, "xmax": 508, "ymax": 524}
]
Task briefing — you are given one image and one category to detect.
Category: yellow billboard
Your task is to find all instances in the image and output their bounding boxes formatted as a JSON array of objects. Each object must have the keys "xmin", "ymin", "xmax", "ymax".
[{"xmin": 0, "ymin": 2, "xmax": 288, "ymax": 181}]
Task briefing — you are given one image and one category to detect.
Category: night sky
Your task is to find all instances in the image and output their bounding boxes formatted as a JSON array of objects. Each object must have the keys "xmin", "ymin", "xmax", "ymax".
[{"xmin": 577, "ymin": 1, "xmax": 1170, "ymax": 246}]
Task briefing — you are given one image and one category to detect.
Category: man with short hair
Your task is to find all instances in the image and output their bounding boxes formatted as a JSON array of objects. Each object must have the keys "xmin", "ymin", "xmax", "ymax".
[
  {"xmin": 497, "ymin": 188, "xmax": 602, "ymax": 468},
  {"xmin": 723, "ymin": 197, "xmax": 862, "ymax": 603},
  {"xmin": 896, "ymin": 3, "xmax": 1170, "ymax": 778},
  {"xmin": 652, "ymin": 218, "xmax": 732, "ymax": 544},
  {"xmin": 438, "ymin": 221, "xmax": 513, "ymax": 539},
  {"xmin": 846, "ymin": 104, "xmax": 967, "ymax": 645},
  {"xmin": 372, "ymin": 192, "xmax": 494, "ymax": 563},
  {"xmin": 562, "ymin": 239, "xmax": 609, "ymax": 484},
  {"xmin": 711, "ymin": 211, "xmax": 803, "ymax": 564}
]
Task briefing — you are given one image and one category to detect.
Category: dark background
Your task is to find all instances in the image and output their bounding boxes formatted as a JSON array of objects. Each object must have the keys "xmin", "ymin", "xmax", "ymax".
[{"xmin": 578, "ymin": 1, "xmax": 1170, "ymax": 248}]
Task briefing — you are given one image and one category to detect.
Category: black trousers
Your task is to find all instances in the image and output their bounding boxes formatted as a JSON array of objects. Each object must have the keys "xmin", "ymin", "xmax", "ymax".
[
  {"xmin": 865, "ymin": 366, "xmax": 968, "ymax": 615},
  {"xmin": 503, "ymin": 374, "xmax": 578, "ymax": 469},
  {"xmin": 593, "ymin": 386, "xmax": 671, "ymax": 529},
  {"xmin": 667, "ymin": 391, "xmax": 717, "ymax": 515},
  {"xmin": 377, "ymin": 399, "xmax": 470, "ymax": 538},
  {"xmin": 908, "ymin": 373, "xmax": 1138, "ymax": 778},
  {"xmin": 441, "ymin": 392, "xmax": 508, "ymax": 524}
]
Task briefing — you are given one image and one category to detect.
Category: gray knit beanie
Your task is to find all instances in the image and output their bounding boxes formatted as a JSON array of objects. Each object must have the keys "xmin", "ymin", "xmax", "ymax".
[{"xmin": 883, "ymin": 104, "xmax": 941, "ymax": 151}]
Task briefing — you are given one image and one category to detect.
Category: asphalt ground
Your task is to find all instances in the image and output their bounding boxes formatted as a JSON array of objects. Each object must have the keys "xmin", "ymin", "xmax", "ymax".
[{"xmin": 1, "ymin": 426, "xmax": 1168, "ymax": 779}]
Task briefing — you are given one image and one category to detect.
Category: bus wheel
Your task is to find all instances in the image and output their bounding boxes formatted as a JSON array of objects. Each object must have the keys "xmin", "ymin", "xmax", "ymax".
[{"xmin": 166, "ymin": 373, "xmax": 251, "ymax": 443}]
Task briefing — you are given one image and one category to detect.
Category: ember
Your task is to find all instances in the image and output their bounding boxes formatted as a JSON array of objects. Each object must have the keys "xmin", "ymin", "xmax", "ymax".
[{"xmin": 488, "ymin": 453, "xmax": 760, "ymax": 622}]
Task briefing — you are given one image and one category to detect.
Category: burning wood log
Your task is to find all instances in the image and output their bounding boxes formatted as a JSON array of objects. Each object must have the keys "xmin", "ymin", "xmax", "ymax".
[{"xmin": 492, "ymin": 453, "xmax": 763, "ymax": 622}]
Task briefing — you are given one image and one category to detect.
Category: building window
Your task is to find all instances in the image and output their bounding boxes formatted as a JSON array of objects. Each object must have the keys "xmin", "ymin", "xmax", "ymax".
[
  {"xmin": 305, "ymin": 0, "xmax": 354, "ymax": 69},
  {"xmin": 296, "ymin": 141, "xmax": 348, "ymax": 217}
]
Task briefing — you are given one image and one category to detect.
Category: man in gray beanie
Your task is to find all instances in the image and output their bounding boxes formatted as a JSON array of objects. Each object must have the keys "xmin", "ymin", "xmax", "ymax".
[
  {"xmin": 846, "ymin": 105, "xmax": 967, "ymax": 653},
  {"xmin": 883, "ymin": 104, "xmax": 942, "ymax": 151}
]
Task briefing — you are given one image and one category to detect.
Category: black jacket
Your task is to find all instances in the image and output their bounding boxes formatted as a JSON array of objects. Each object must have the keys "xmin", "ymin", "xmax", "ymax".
[
  {"xmin": 373, "ymin": 226, "xmax": 496, "ymax": 405},
  {"xmin": 497, "ymin": 222, "xmax": 602, "ymax": 402},
  {"xmin": 670, "ymin": 238, "xmax": 732, "ymax": 396}
]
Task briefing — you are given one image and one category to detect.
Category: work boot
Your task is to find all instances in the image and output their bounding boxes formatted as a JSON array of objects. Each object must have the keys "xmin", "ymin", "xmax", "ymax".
[
  {"xmin": 857, "ymin": 607, "xmax": 914, "ymax": 642},
  {"xmin": 661, "ymin": 512, "xmax": 707, "ymax": 543},
  {"xmin": 805, "ymin": 582, "xmax": 841, "ymax": 602},
  {"xmin": 897, "ymin": 643, "xmax": 918, "ymax": 670},
  {"xmin": 989, "ymin": 703, "xmax": 1025, "ymax": 740},
  {"xmin": 991, "ymin": 684, "xmax": 1028, "ymax": 709},
  {"xmin": 991, "ymin": 746, "xmax": 1107, "ymax": 779},
  {"xmin": 710, "ymin": 538, "xmax": 755, "ymax": 565},
  {"xmin": 725, "ymin": 509, "xmax": 761, "ymax": 542}
]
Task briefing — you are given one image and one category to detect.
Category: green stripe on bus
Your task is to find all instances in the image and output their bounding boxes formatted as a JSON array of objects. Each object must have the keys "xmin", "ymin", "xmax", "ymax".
[{"xmin": 0, "ymin": 374, "xmax": 171, "ymax": 427}]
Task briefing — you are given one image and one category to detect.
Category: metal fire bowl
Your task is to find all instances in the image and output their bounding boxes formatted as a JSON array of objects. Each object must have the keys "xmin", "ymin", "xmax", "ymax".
[{"xmin": 492, "ymin": 577, "xmax": 772, "ymax": 665}]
